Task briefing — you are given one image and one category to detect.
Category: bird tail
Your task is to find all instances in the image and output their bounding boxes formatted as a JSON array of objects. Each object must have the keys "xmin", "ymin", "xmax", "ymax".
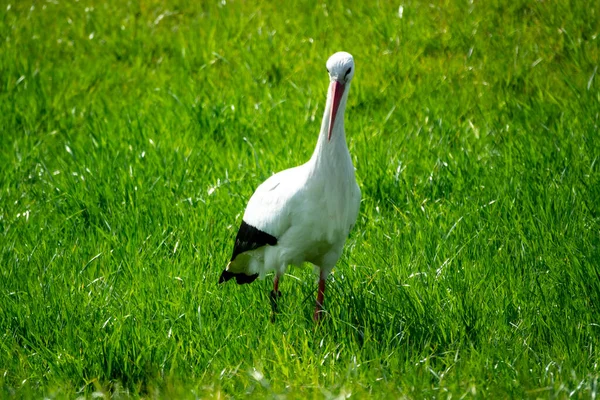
[{"xmin": 218, "ymin": 258, "xmax": 259, "ymax": 285}]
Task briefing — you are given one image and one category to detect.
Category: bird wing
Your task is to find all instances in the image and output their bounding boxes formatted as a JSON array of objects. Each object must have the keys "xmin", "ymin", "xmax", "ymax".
[
  {"xmin": 349, "ymin": 181, "xmax": 362, "ymax": 230},
  {"xmin": 229, "ymin": 220, "xmax": 277, "ymax": 262},
  {"xmin": 229, "ymin": 166, "xmax": 303, "ymax": 261}
]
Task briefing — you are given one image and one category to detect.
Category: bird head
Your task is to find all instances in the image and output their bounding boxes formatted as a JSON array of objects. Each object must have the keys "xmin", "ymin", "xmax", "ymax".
[{"xmin": 326, "ymin": 52, "xmax": 354, "ymax": 141}]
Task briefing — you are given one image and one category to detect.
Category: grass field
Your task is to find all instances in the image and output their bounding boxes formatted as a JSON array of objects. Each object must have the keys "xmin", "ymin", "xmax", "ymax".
[{"xmin": 1, "ymin": 0, "xmax": 600, "ymax": 397}]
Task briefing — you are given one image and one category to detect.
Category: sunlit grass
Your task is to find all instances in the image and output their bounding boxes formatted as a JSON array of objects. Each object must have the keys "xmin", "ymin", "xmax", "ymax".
[{"xmin": 1, "ymin": 0, "xmax": 599, "ymax": 398}]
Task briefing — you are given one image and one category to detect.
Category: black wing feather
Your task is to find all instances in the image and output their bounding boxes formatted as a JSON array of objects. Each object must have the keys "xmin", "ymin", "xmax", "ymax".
[
  {"xmin": 218, "ymin": 270, "xmax": 259, "ymax": 284},
  {"xmin": 230, "ymin": 220, "xmax": 278, "ymax": 261}
]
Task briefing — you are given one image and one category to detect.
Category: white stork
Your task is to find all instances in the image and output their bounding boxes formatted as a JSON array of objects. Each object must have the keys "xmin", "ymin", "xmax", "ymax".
[{"xmin": 219, "ymin": 51, "xmax": 361, "ymax": 322}]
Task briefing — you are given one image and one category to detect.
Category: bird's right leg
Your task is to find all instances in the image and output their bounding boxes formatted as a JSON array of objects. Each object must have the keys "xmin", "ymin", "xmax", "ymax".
[
  {"xmin": 273, "ymin": 273, "xmax": 281, "ymax": 294},
  {"xmin": 314, "ymin": 270, "xmax": 327, "ymax": 322},
  {"xmin": 270, "ymin": 272, "xmax": 283, "ymax": 319}
]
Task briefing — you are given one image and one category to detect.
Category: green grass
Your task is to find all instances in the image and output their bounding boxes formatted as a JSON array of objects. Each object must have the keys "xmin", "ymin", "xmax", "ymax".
[{"xmin": 1, "ymin": 0, "xmax": 599, "ymax": 397}]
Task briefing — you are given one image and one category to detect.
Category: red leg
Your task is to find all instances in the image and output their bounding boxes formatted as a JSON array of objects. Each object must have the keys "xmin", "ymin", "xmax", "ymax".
[
  {"xmin": 270, "ymin": 273, "xmax": 282, "ymax": 320},
  {"xmin": 314, "ymin": 273, "xmax": 326, "ymax": 322}
]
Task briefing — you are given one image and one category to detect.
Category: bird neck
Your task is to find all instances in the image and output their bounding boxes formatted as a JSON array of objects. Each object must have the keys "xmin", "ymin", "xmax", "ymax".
[{"xmin": 309, "ymin": 83, "xmax": 351, "ymax": 169}]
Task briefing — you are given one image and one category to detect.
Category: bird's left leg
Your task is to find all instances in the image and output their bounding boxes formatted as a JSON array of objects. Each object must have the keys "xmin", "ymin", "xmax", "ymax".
[
  {"xmin": 314, "ymin": 270, "xmax": 327, "ymax": 322},
  {"xmin": 270, "ymin": 272, "xmax": 283, "ymax": 318}
]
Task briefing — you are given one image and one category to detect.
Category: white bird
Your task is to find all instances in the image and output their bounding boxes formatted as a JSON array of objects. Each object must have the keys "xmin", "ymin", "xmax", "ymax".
[{"xmin": 219, "ymin": 51, "xmax": 361, "ymax": 322}]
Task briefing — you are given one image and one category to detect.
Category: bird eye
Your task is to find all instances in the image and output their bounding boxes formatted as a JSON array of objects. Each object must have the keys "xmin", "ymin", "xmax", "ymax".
[
  {"xmin": 327, "ymin": 68, "xmax": 330, "ymax": 74},
  {"xmin": 345, "ymin": 67, "xmax": 352, "ymax": 77}
]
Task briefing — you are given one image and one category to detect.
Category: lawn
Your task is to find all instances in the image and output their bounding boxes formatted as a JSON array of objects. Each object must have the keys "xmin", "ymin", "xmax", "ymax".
[{"xmin": 1, "ymin": 0, "xmax": 599, "ymax": 397}]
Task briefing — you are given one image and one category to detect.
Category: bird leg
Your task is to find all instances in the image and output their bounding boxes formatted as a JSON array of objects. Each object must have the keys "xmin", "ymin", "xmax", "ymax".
[
  {"xmin": 270, "ymin": 273, "xmax": 282, "ymax": 320},
  {"xmin": 274, "ymin": 274, "xmax": 281, "ymax": 294},
  {"xmin": 313, "ymin": 273, "xmax": 327, "ymax": 322}
]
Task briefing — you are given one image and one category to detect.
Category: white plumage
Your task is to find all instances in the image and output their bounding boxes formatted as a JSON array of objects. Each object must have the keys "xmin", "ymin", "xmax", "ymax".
[{"xmin": 220, "ymin": 52, "xmax": 361, "ymax": 321}]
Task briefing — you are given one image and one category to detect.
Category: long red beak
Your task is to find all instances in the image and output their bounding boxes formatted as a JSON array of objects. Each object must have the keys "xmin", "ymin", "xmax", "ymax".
[{"xmin": 328, "ymin": 81, "xmax": 345, "ymax": 141}]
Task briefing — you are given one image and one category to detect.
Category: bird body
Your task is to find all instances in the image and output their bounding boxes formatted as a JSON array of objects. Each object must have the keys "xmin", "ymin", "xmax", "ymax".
[{"xmin": 220, "ymin": 52, "xmax": 360, "ymax": 321}]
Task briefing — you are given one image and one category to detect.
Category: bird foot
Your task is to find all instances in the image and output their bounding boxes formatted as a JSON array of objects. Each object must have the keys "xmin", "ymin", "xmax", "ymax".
[{"xmin": 270, "ymin": 290, "xmax": 282, "ymax": 322}]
